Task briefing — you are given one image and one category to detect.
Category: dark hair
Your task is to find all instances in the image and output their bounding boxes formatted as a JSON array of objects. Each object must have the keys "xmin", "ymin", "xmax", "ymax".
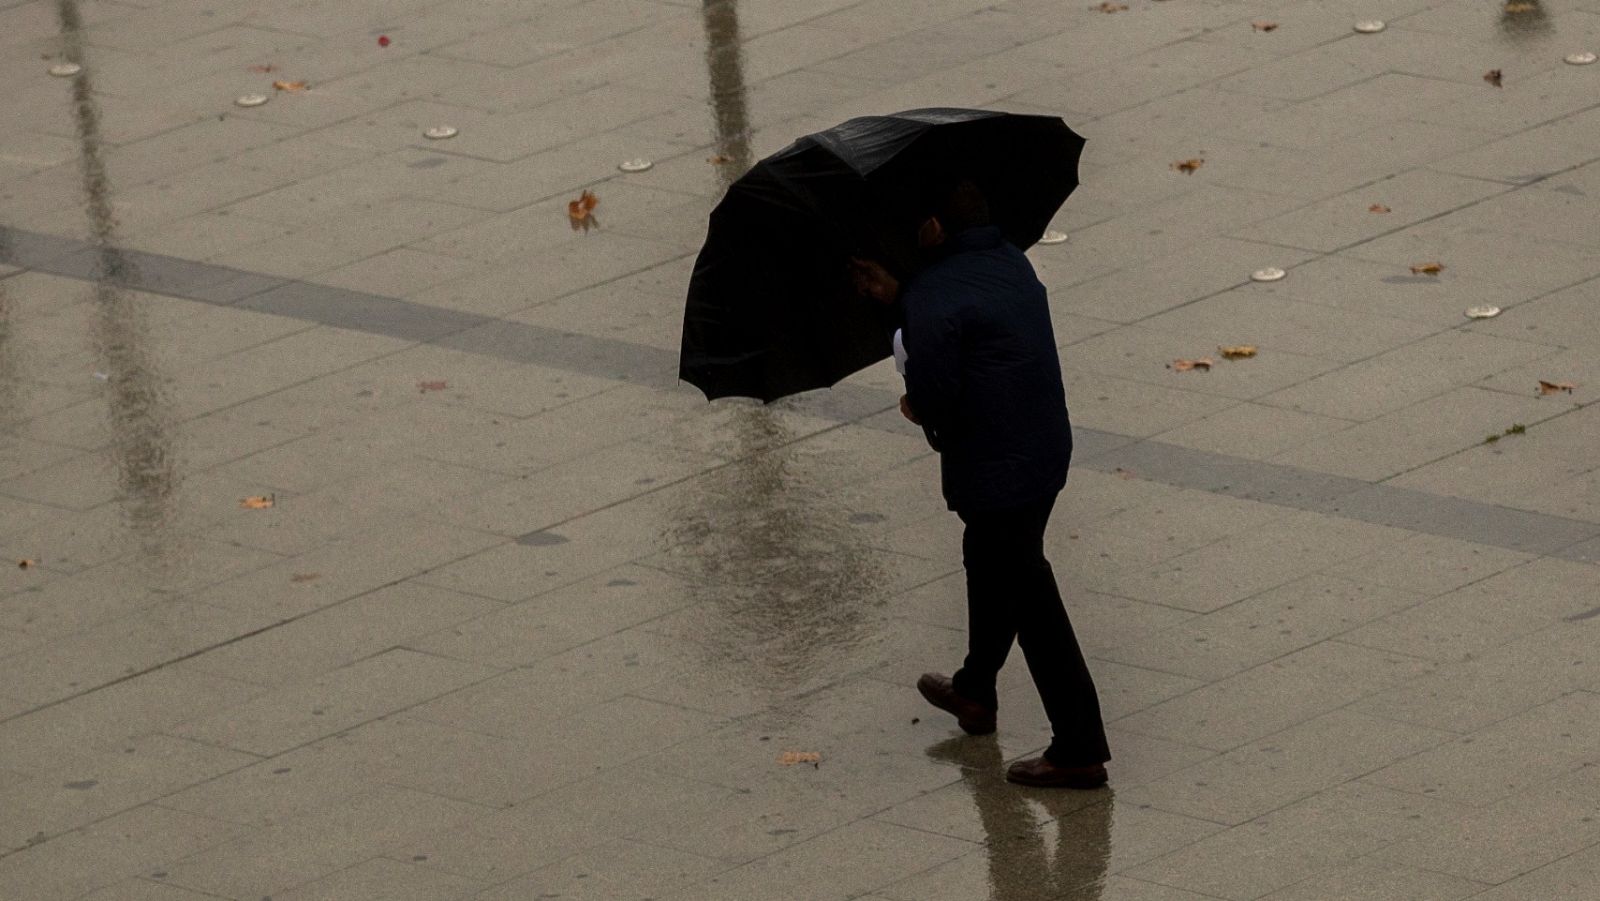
[{"xmin": 931, "ymin": 179, "xmax": 991, "ymax": 233}]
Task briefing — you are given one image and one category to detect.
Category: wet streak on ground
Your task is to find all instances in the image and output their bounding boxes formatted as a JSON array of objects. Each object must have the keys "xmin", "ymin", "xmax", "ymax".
[
  {"xmin": 665, "ymin": 0, "xmax": 887, "ymax": 706},
  {"xmin": 931, "ymin": 736, "xmax": 1113, "ymax": 900},
  {"xmin": 702, "ymin": 0, "xmax": 753, "ymax": 185},
  {"xmin": 54, "ymin": 0, "xmax": 178, "ymax": 549},
  {"xmin": 1499, "ymin": 0, "xmax": 1553, "ymax": 42}
]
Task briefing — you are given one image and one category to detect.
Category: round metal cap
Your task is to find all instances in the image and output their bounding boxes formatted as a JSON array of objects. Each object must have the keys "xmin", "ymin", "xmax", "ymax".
[
  {"xmin": 1565, "ymin": 52, "xmax": 1597, "ymax": 66},
  {"xmin": 423, "ymin": 125, "xmax": 458, "ymax": 140},
  {"xmin": 1251, "ymin": 267, "xmax": 1286, "ymax": 282},
  {"xmin": 234, "ymin": 93, "xmax": 269, "ymax": 107},
  {"xmin": 48, "ymin": 62, "xmax": 81, "ymax": 77},
  {"xmin": 1036, "ymin": 229, "xmax": 1069, "ymax": 245},
  {"xmin": 1465, "ymin": 305, "xmax": 1502, "ymax": 319},
  {"xmin": 618, "ymin": 158, "xmax": 654, "ymax": 172},
  {"xmin": 1353, "ymin": 19, "xmax": 1386, "ymax": 33}
]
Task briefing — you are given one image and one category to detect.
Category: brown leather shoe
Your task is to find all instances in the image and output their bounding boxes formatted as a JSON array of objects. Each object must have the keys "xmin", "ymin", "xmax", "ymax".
[
  {"xmin": 916, "ymin": 673, "xmax": 997, "ymax": 735},
  {"xmin": 1005, "ymin": 756, "xmax": 1108, "ymax": 789}
]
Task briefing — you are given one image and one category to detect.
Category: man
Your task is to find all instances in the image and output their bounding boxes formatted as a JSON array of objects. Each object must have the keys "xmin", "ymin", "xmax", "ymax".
[{"xmin": 850, "ymin": 181, "xmax": 1110, "ymax": 788}]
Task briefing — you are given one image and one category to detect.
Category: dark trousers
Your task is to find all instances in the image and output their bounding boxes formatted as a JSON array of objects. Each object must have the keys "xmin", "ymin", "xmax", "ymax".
[{"xmin": 950, "ymin": 493, "xmax": 1111, "ymax": 767}]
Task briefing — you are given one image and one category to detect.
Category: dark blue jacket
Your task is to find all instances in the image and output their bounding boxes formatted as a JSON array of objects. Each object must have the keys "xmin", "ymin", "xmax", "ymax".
[{"xmin": 902, "ymin": 226, "xmax": 1072, "ymax": 513}]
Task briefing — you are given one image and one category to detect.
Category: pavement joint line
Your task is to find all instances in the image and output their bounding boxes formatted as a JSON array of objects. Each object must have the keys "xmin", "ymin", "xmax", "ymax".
[{"xmin": 4, "ymin": 223, "xmax": 1599, "ymax": 563}]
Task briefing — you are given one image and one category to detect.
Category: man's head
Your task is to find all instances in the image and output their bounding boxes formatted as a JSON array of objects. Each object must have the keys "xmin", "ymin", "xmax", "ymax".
[{"xmin": 916, "ymin": 179, "xmax": 991, "ymax": 249}]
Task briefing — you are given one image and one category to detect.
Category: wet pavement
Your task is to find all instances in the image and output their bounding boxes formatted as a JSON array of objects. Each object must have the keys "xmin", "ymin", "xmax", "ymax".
[{"xmin": 4, "ymin": 0, "xmax": 1600, "ymax": 897}]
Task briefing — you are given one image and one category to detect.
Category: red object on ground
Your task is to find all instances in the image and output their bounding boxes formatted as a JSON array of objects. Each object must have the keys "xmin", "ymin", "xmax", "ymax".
[{"xmin": 377, "ymin": 35, "xmax": 391, "ymax": 47}]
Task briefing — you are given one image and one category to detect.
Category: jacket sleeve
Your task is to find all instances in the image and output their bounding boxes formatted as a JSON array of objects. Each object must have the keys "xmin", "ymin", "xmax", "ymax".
[{"xmin": 903, "ymin": 290, "xmax": 962, "ymax": 452}]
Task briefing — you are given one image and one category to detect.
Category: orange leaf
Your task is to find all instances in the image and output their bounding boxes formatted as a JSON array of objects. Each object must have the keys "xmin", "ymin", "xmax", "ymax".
[
  {"xmin": 1369, "ymin": 203, "xmax": 1391, "ymax": 213},
  {"xmin": 779, "ymin": 751, "xmax": 822, "ymax": 766},
  {"xmin": 1538, "ymin": 380, "xmax": 1576, "ymax": 396},
  {"xmin": 249, "ymin": 64, "xmax": 278, "ymax": 73},
  {"xmin": 1171, "ymin": 158, "xmax": 1204, "ymax": 174},
  {"xmin": 1504, "ymin": 1, "xmax": 1537, "ymax": 12},
  {"xmin": 1169, "ymin": 358, "xmax": 1214, "ymax": 372},
  {"xmin": 567, "ymin": 191, "xmax": 600, "ymax": 232},
  {"xmin": 418, "ymin": 380, "xmax": 448, "ymax": 393},
  {"xmin": 1409, "ymin": 262, "xmax": 1444, "ymax": 276},
  {"xmin": 18, "ymin": 558, "xmax": 36, "ymax": 569},
  {"xmin": 1484, "ymin": 69, "xmax": 1503, "ymax": 87},
  {"xmin": 271, "ymin": 80, "xmax": 308, "ymax": 92},
  {"xmin": 240, "ymin": 495, "xmax": 275, "ymax": 509},
  {"xmin": 1251, "ymin": 21, "xmax": 1279, "ymax": 31},
  {"xmin": 1218, "ymin": 345, "xmax": 1258, "ymax": 360},
  {"xmin": 707, "ymin": 154, "xmax": 733, "ymax": 165}
]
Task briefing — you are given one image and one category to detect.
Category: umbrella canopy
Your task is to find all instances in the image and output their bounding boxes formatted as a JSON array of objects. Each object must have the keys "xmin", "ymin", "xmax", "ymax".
[{"xmin": 680, "ymin": 108, "xmax": 1085, "ymax": 403}]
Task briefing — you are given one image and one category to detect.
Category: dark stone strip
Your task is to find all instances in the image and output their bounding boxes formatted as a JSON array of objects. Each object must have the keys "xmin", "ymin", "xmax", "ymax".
[{"xmin": 4, "ymin": 223, "xmax": 1598, "ymax": 560}]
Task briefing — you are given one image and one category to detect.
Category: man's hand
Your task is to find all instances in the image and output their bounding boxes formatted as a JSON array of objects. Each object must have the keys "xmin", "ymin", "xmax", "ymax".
[
  {"xmin": 899, "ymin": 393, "xmax": 921, "ymax": 425},
  {"xmin": 849, "ymin": 257, "xmax": 899, "ymax": 304}
]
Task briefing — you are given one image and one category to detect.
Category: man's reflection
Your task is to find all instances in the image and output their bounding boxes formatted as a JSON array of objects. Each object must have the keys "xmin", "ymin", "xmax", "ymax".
[{"xmin": 927, "ymin": 736, "xmax": 1112, "ymax": 900}]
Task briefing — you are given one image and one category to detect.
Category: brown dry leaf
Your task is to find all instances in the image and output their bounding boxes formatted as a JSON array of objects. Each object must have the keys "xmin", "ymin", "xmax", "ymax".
[
  {"xmin": 1484, "ymin": 69, "xmax": 1504, "ymax": 87},
  {"xmin": 240, "ymin": 495, "xmax": 275, "ymax": 509},
  {"xmin": 291, "ymin": 572, "xmax": 322, "ymax": 583},
  {"xmin": 1092, "ymin": 1, "xmax": 1129, "ymax": 11},
  {"xmin": 249, "ymin": 64, "xmax": 278, "ymax": 73},
  {"xmin": 778, "ymin": 751, "xmax": 822, "ymax": 766},
  {"xmin": 1169, "ymin": 358, "xmax": 1213, "ymax": 372},
  {"xmin": 1504, "ymin": 1, "xmax": 1538, "ymax": 12},
  {"xmin": 1409, "ymin": 262, "xmax": 1444, "ymax": 276},
  {"xmin": 18, "ymin": 559, "xmax": 36, "ymax": 569},
  {"xmin": 1218, "ymin": 345, "xmax": 1258, "ymax": 360},
  {"xmin": 567, "ymin": 190, "xmax": 600, "ymax": 232},
  {"xmin": 271, "ymin": 80, "xmax": 308, "ymax": 92},
  {"xmin": 1538, "ymin": 380, "xmax": 1577, "ymax": 396},
  {"xmin": 418, "ymin": 380, "xmax": 448, "ymax": 393},
  {"xmin": 1113, "ymin": 468, "xmax": 1135, "ymax": 480},
  {"xmin": 1251, "ymin": 21, "xmax": 1279, "ymax": 31},
  {"xmin": 707, "ymin": 154, "xmax": 733, "ymax": 165},
  {"xmin": 1171, "ymin": 158, "xmax": 1204, "ymax": 174},
  {"xmin": 1369, "ymin": 203, "xmax": 1391, "ymax": 213}
]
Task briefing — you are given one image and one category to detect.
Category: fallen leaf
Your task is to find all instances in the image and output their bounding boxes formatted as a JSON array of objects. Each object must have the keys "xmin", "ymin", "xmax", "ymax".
[
  {"xmin": 707, "ymin": 154, "xmax": 733, "ymax": 165},
  {"xmin": 418, "ymin": 380, "xmax": 448, "ymax": 393},
  {"xmin": 1251, "ymin": 20, "xmax": 1279, "ymax": 31},
  {"xmin": 1504, "ymin": 1, "xmax": 1538, "ymax": 11},
  {"xmin": 567, "ymin": 190, "xmax": 600, "ymax": 232},
  {"xmin": 291, "ymin": 572, "xmax": 322, "ymax": 583},
  {"xmin": 18, "ymin": 559, "xmax": 36, "ymax": 569},
  {"xmin": 1409, "ymin": 262, "xmax": 1444, "ymax": 276},
  {"xmin": 779, "ymin": 751, "xmax": 821, "ymax": 766},
  {"xmin": 1218, "ymin": 345, "xmax": 1258, "ymax": 360},
  {"xmin": 240, "ymin": 495, "xmax": 275, "ymax": 509},
  {"xmin": 271, "ymin": 80, "xmax": 308, "ymax": 92},
  {"xmin": 248, "ymin": 64, "xmax": 278, "ymax": 73},
  {"xmin": 1171, "ymin": 158, "xmax": 1204, "ymax": 174},
  {"xmin": 1092, "ymin": 1, "xmax": 1128, "ymax": 10},
  {"xmin": 1114, "ymin": 468, "xmax": 1135, "ymax": 480},
  {"xmin": 1538, "ymin": 380, "xmax": 1576, "ymax": 395},
  {"xmin": 377, "ymin": 35, "xmax": 391, "ymax": 47},
  {"xmin": 1484, "ymin": 68, "xmax": 1503, "ymax": 87},
  {"xmin": 1369, "ymin": 203, "xmax": 1391, "ymax": 213},
  {"xmin": 1169, "ymin": 358, "xmax": 1214, "ymax": 372}
]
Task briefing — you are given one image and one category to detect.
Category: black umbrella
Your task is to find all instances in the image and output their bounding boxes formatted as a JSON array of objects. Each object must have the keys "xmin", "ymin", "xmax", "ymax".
[{"xmin": 679, "ymin": 108, "xmax": 1086, "ymax": 403}]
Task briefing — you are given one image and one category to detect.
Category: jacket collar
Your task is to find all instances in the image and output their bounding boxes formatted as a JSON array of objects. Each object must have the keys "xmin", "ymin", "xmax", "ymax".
[{"xmin": 949, "ymin": 225, "xmax": 1005, "ymax": 252}]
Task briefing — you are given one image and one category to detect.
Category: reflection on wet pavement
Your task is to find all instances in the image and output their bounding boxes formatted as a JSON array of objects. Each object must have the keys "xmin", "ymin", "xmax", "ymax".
[
  {"xmin": 702, "ymin": 0, "xmax": 753, "ymax": 185},
  {"xmin": 1498, "ymin": 0, "xmax": 1553, "ymax": 42},
  {"xmin": 928, "ymin": 736, "xmax": 1111, "ymax": 901},
  {"xmin": 663, "ymin": 406, "xmax": 885, "ymax": 700},
  {"xmin": 54, "ymin": 0, "xmax": 178, "ymax": 549}
]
